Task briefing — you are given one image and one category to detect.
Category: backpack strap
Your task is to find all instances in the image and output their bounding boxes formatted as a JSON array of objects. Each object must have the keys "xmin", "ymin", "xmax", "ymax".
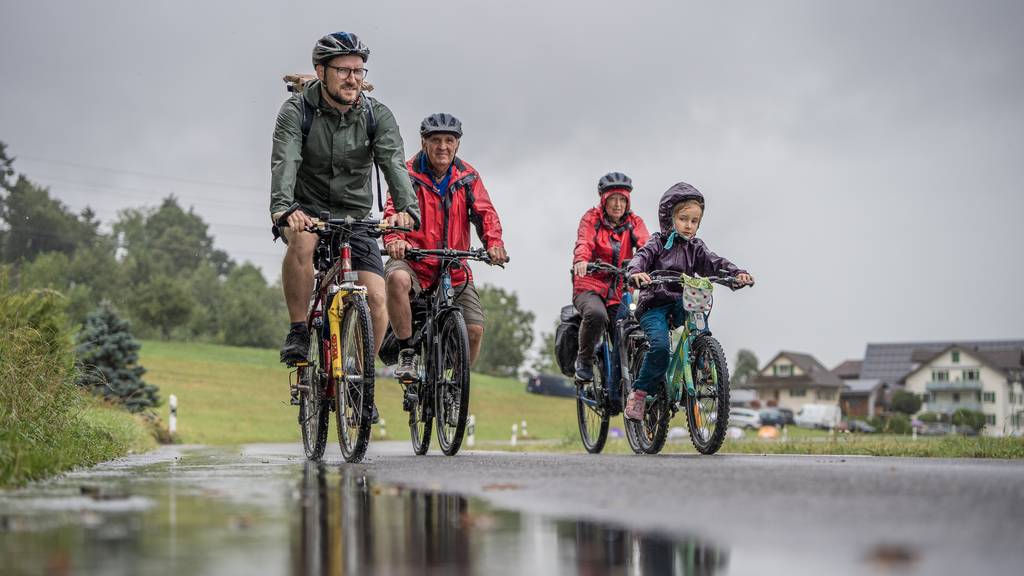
[{"xmin": 299, "ymin": 93, "xmax": 315, "ymax": 148}]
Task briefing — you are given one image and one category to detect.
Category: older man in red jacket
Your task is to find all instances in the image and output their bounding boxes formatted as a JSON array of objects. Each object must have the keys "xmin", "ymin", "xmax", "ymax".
[
  {"xmin": 572, "ymin": 172, "xmax": 651, "ymax": 390},
  {"xmin": 383, "ymin": 113, "xmax": 507, "ymax": 379}
]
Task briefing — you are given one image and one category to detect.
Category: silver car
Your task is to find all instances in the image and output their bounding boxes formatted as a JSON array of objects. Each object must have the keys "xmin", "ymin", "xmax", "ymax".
[{"xmin": 729, "ymin": 407, "xmax": 762, "ymax": 429}]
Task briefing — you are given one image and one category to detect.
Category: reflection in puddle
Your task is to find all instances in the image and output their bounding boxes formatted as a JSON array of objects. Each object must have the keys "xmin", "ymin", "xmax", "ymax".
[{"xmin": 292, "ymin": 463, "xmax": 728, "ymax": 576}]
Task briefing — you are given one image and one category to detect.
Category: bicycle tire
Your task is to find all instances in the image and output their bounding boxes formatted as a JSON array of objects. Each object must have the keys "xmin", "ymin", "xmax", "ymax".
[
  {"xmin": 435, "ymin": 311, "xmax": 470, "ymax": 456},
  {"xmin": 299, "ymin": 323, "xmax": 329, "ymax": 461},
  {"xmin": 576, "ymin": 353, "xmax": 609, "ymax": 453},
  {"xmin": 335, "ymin": 295, "xmax": 375, "ymax": 463},
  {"xmin": 685, "ymin": 334, "xmax": 731, "ymax": 455},
  {"xmin": 409, "ymin": 336, "xmax": 432, "ymax": 455}
]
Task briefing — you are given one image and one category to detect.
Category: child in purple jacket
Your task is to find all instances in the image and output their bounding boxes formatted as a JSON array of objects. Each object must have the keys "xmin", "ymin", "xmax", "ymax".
[{"xmin": 624, "ymin": 182, "xmax": 754, "ymax": 421}]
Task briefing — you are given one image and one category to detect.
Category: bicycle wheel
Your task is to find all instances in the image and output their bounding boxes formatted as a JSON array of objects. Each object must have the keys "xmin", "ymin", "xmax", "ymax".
[
  {"xmin": 408, "ymin": 335, "xmax": 432, "ymax": 455},
  {"xmin": 299, "ymin": 323, "xmax": 329, "ymax": 461},
  {"xmin": 576, "ymin": 352, "xmax": 609, "ymax": 453},
  {"xmin": 435, "ymin": 311, "xmax": 470, "ymax": 456},
  {"xmin": 623, "ymin": 336, "xmax": 670, "ymax": 454},
  {"xmin": 685, "ymin": 334, "xmax": 731, "ymax": 455},
  {"xmin": 334, "ymin": 295, "xmax": 375, "ymax": 463}
]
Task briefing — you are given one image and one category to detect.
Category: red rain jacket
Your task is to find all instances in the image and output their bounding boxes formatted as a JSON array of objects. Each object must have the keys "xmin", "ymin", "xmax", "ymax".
[
  {"xmin": 572, "ymin": 188, "xmax": 651, "ymax": 305},
  {"xmin": 383, "ymin": 152, "xmax": 504, "ymax": 289}
]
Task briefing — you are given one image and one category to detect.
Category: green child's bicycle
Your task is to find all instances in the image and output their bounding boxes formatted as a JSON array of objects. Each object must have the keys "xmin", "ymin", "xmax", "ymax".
[{"xmin": 622, "ymin": 272, "xmax": 754, "ymax": 455}]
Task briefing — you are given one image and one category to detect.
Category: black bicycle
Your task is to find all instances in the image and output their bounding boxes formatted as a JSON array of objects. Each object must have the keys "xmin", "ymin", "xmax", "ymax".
[
  {"xmin": 380, "ymin": 247, "xmax": 505, "ymax": 456},
  {"xmin": 275, "ymin": 204, "xmax": 410, "ymax": 463}
]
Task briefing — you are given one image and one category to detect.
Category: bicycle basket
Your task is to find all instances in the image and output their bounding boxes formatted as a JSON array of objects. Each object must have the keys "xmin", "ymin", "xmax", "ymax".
[{"xmin": 681, "ymin": 275, "xmax": 714, "ymax": 313}]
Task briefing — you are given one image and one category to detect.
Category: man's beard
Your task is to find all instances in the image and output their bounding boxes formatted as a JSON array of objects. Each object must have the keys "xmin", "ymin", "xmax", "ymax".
[{"xmin": 327, "ymin": 82, "xmax": 359, "ymax": 105}]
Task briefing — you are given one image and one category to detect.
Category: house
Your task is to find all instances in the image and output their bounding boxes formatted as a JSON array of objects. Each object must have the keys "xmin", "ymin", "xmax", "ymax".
[
  {"xmin": 745, "ymin": 351, "xmax": 843, "ymax": 413},
  {"xmin": 901, "ymin": 344, "xmax": 1024, "ymax": 437},
  {"xmin": 831, "ymin": 359, "xmax": 885, "ymax": 419}
]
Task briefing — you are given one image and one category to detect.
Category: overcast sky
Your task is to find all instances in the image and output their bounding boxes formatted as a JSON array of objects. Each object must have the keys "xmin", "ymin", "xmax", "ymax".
[{"xmin": 2, "ymin": 0, "xmax": 1022, "ymax": 368}]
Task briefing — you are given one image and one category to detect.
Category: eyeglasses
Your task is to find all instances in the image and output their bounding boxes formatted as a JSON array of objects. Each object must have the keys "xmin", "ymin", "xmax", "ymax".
[{"xmin": 324, "ymin": 64, "xmax": 368, "ymax": 80}]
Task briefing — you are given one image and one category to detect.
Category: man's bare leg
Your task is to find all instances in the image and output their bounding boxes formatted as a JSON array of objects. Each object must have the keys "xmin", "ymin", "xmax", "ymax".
[
  {"xmin": 282, "ymin": 230, "xmax": 317, "ymax": 323},
  {"xmin": 357, "ymin": 270, "xmax": 387, "ymax": 355},
  {"xmin": 467, "ymin": 324, "xmax": 484, "ymax": 366},
  {"xmin": 385, "ymin": 270, "xmax": 414, "ymax": 341}
]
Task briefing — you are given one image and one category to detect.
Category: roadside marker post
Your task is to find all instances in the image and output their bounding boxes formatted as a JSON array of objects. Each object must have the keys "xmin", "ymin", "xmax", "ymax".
[
  {"xmin": 467, "ymin": 414, "xmax": 476, "ymax": 448},
  {"xmin": 379, "ymin": 418, "xmax": 387, "ymax": 439},
  {"xmin": 511, "ymin": 423, "xmax": 518, "ymax": 447},
  {"xmin": 169, "ymin": 394, "xmax": 178, "ymax": 436},
  {"xmin": 520, "ymin": 420, "xmax": 528, "ymax": 438}
]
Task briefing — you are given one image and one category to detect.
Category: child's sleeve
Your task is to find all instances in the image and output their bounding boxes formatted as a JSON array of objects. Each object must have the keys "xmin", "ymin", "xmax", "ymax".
[
  {"xmin": 694, "ymin": 240, "xmax": 747, "ymax": 278},
  {"xmin": 627, "ymin": 233, "xmax": 660, "ymax": 275}
]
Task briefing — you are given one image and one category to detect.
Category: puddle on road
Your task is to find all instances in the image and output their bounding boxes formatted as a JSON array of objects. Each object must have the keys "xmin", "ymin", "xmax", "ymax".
[{"xmin": 0, "ymin": 448, "xmax": 728, "ymax": 576}]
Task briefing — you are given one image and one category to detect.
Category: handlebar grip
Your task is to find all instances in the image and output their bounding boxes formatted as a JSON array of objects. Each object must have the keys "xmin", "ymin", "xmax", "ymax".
[{"xmin": 275, "ymin": 203, "xmax": 301, "ymax": 227}]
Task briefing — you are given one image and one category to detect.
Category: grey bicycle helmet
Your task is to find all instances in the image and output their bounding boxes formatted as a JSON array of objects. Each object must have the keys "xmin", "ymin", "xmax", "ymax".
[
  {"xmin": 312, "ymin": 32, "xmax": 370, "ymax": 66},
  {"xmin": 420, "ymin": 113, "xmax": 463, "ymax": 137},
  {"xmin": 598, "ymin": 172, "xmax": 632, "ymax": 193}
]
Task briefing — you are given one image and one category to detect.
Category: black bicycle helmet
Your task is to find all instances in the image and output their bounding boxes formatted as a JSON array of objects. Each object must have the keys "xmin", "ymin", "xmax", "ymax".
[
  {"xmin": 312, "ymin": 32, "xmax": 370, "ymax": 66},
  {"xmin": 420, "ymin": 113, "xmax": 463, "ymax": 137},
  {"xmin": 597, "ymin": 172, "xmax": 632, "ymax": 193}
]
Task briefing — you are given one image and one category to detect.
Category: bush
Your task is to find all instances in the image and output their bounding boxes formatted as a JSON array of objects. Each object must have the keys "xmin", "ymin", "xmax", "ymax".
[
  {"xmin": 952, "ymin": 409, "xmax": 986, "ymax": 431},
  {"xmin": 76, "ymin": 301, "xmax": 159, "ymax": 412},
  {"xmin": 918, "ymin": 412, "xmax": 940, "ymax": 423},
  {"xmin": 883, "ymin": 413, "xmax": 912, "ymax": 435},
  {"xmin": 891, "ymin": 389, "xmax": 923, "ymax": 415}
]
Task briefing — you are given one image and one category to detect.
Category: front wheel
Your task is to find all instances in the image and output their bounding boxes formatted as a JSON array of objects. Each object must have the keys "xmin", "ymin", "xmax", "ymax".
[
  {"xmin": 576, "ymin": 352, "xmax": 609, "ymax": 453},
  {"xmin": 685, "ymin": 334, "xmax": 730, "ymax": 455},
  {"xmin": 408, "ymin": 336, "xmax": 432, "ymax": 455},
  {"xmin": 435, "ymin": 311, "xmax": 470, "ymax": 456},
  {"xmin": 335, "ymin": 295, "xmax": 375, "ymax": 463}
]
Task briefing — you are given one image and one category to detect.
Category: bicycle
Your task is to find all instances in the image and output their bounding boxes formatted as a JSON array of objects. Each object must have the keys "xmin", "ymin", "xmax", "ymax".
[
  {"xmin": 623, "ymin": 271, "xmax": 754, "ymax": 455},
  {"xmin": 380, "ymin": 247, "xmax": 505, "ymax": 456},
  {"xmin": 275, "ymin": 204, "xmax": 411, "ymax": 463},
  {"xmin": 572, "ymin": 261, "xmax": 633, "ymax": 454}
]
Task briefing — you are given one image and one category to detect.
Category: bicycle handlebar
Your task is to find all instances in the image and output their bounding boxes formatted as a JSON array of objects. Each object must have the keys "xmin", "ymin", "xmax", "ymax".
[
  {"xmin": 635, "ymin": 272, "xmax": 755, "ymax": 291},
  {"xmin": 274, "ymin": 203, "xmax": 413, "ymax": 236},
  {"xmin": 380, "ymin": 247, "xmax": 508, "ymax": 268}
]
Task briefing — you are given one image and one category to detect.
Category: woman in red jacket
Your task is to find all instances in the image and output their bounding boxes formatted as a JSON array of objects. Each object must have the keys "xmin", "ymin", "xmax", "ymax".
[{"xmin": 572, "ymin": 172, "xmax": 651, "ymax": 396}]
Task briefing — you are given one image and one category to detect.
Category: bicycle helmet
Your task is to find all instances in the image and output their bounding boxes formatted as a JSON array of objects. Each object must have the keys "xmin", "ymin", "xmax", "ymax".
[
  {"xmin": 312, "ymin": 32, "xmax": 370, "ymax": 66},
  {"xmin": 420, "ymin": 113, "xmax": 463, "ymax": 137},
  {"xmin": 598, "ymin": 172, "xmax": 632, "ymax": 193}
]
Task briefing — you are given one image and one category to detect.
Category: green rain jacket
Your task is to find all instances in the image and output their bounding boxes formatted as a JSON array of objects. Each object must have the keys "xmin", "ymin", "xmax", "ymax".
[{"xmin": 270, "ymin": 79, "xmax": 420, "ymax": 224}]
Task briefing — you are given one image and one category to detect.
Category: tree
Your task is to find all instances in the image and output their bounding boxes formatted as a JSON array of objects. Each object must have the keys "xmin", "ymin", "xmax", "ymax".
[
  {"xmin": 733, "ymin": 349, "xmax": 759, "ymax": 387},
  {"xmin": 0, "ymin": 175, "xmax": 100, "ymax": 262},
  {"xmin": 0, "ymin": 141, "xmax": 13, "ymax": 189},
  {"xmin": 890, "ymin": 389, "xmax": 922, "ymax": 416},
  {"xmin": 220, "ymin": 263, "xmax": 288, "ymax": 348},
  {"xmin": 76, "ymin": 301, "xmax": 159, "ymax": 412},
  {"xmin": 952, "ymin": 408, "xmax": 986, "ymax": 431},
  {"xmin": 475, "ymin": 284, "xmax": 535, "ymax": 377},
  {"xmin": 128, "ymin": 275, "xmax": 194, "ymax": 339},
  {"xmin": 530, "ymin": 319, "xmax": 559, "ymax": 375}
]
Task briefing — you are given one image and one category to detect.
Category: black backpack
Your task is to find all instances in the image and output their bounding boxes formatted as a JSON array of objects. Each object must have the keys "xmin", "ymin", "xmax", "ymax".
[
  {"xmin": 298, "ymin": 91, "xmax": 386, "ymax": 212},
  {"xmin": 554, "ymin": 304, "xmax": 582, "ymax": 378}
]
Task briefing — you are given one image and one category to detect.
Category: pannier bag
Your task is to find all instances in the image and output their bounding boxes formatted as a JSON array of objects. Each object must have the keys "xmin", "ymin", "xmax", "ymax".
[{"xmin": 554, "ymin": 304, "xmax": 582, "ymax": 377}]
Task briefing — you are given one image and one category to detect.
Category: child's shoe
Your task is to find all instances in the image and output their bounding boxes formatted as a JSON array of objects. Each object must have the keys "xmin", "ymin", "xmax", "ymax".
[{"xmin": 624, "ymin": 390, "xmax": 647, "ymax": 421}]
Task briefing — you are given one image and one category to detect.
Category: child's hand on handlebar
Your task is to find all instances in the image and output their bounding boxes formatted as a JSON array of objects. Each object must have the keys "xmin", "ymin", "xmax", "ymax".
[
  {"xmin": 735, "ymin": 273, "xmax": 754, "ymax": 286},
  {"xmin": 630, "ymin": 272, "xmax": 652, "ymax": 287}
]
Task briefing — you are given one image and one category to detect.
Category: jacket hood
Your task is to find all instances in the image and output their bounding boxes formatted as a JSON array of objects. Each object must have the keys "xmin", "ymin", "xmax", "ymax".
[
  {"xmin": 599, "ymin": 187, "xmax": 632, "ymax": 218},
  {"xmin": 658, "ymin": 182, "xmax": 705, "ymax": 233}
]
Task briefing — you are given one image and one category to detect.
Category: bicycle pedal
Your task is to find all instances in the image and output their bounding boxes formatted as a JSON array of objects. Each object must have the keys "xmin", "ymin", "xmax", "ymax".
[{"xmin": 293, "ymin": 361, "xmax": 310, "ymax": 367}]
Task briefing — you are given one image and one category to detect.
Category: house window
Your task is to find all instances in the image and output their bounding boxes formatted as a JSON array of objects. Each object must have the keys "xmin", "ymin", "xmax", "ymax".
[
  {"xmin": 932, "ymin": 370, "xmax": 949, "ymax": 382},
  {"xmin": 791, "ymin": 388, "xmax": 806, "ymax": 397},
  {"xmin": 953, "ymin": 393, "xmax": 960, "ymax": 403},
  {"xmin": 985, "ymin": 414, "xmax": 996, "ymax": 425},
  {"xmin": 963, "ymin": 369, "xmax": 980, "ymax": 381},
  {"xmin": 776, "ymin": 364, "xmax": 792, "ymax": 376},
  {"xmin": 816, "ymin": 389, "xmax": 835, "ymax": 401},
  {"xmin": 952, "ymin": 351, "xmax": 960, "ymax": 363},
  {"xmin": 983, "ymin": 392, "xmax": 996, "ymax": 403}
]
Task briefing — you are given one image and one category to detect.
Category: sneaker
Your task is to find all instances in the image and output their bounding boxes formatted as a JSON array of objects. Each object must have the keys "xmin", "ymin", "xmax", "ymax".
[
  {"xmin": 369, "ymin": 404, "xmax": 380, "ymax": 425},
  {"xmin": 394, "ymin": 348, "xmax": 417, "ymax": 382},
  {"xmin": 574, "ymin": 358, "xmax": 594, "ymax": 382},
  {"xmin": 280, "ymin": 325, "xmax": 309, "ymax": 365},
  {"xmin": 624, "ymin": 390, "xmax": 648, "ymax": 421}
]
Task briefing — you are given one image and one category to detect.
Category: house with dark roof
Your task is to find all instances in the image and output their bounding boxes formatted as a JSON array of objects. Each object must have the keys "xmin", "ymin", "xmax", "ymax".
[
  {"xmin": 831, "ymin": 359, "xmax": 885, "ymax": 418},
  {"xmin": 901, "ymin": 343, "xmax": 1024, "ymax": 436},
  {"xmin": 745, "ymin": 351, "xmax": 843, "ymax": 413}
]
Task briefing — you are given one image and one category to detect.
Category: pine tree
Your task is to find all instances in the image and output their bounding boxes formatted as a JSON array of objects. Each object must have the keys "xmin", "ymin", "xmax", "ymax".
[{"xmin": 76, "ymin": 301, "xmax": 159, "ymax": 412}]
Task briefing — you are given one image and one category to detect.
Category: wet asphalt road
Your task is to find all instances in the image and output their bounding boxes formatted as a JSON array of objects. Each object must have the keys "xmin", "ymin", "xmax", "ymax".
[{"xmin": 2, "ymin": 441, "xmax": 1023, "ymax": 575}]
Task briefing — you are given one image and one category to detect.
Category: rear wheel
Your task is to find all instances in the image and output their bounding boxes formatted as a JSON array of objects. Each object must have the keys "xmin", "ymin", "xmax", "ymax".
[
  {"xmin": 435, "ymin": 312, "xmax": 470, "ymax": 456},
  {"xmin": 685, "ymin": 334, "xmax": 730, "ymax": 455},
  {"xmin": 335, "ymin": 295, "xmax": 374, "ymax": 463},
  {"xmin": 576, "ymin": 350, "xmax": 609, "ymax": 454},
  {"xmin": 299, "ymin": 322, "xmax": 329, "ymax": 461}
]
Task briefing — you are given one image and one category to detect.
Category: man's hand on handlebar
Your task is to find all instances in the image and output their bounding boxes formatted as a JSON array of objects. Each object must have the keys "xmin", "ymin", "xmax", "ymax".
[
  {"xmin": 488, "ymin": 245, "xmax": 509, "ymax": 266},
  {"xmin": 386, "ymin": 239, "xmax": 411, "ymax": 260},
  {"xmin": 572, "ymin": 262, "xmax": 588, "ymax": 277},
  {"xmin": 385, "ymin": 211, "xmax": 415, "ymax": 230},
  {"xmin": 630, "ymin": 272, "xmax": 652, "ymax": 287}
]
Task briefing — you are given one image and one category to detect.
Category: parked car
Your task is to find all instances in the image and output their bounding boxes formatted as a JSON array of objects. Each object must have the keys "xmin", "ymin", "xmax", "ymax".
[
  {"xmin": 759, "ymin": 408, "xmax": 787, "ymax": 427},
  {"xmin": 776, "ymin": 408, "xmax": 795, "ymax": 425},
  {"xmin": 730, "ymin": 408, "xmax": 762, "ymax": 429},
  {"xmin": 918, "ymin": 422, "xmax": 953, "ymax": 436},
  {"xmin": 794, "ymin": 404, "xmax": 842, "ymax": 430}
]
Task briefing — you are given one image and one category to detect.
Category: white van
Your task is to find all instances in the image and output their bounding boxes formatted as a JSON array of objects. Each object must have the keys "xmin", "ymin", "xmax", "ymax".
[{"xmin": 794, "ymin": 404, "xmax": 841, "ymax": 430}]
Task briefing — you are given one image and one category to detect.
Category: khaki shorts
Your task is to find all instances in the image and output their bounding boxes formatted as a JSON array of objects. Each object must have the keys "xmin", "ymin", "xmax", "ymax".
[{"xmin": 384, "ymin": 258, "xmax": 485, "ymax": 326}]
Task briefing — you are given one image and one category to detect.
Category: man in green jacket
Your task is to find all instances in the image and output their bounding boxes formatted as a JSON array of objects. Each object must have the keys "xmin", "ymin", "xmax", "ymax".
[{"xmin": 271, "ymin": 32, "xmax": 420, "ymax": 373}]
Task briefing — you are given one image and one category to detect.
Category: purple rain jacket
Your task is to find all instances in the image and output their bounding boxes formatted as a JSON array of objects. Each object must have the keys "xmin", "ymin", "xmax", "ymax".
[{"xmin": 626, "ymin": 182, "xmax": 748, "ymax": 316}]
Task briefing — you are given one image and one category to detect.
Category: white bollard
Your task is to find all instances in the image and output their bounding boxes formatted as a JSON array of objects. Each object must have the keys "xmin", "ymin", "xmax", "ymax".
[
  {"xmin": 466, "ymin": 414, "xmax": 476, "ymax": 448},
  {"xmin": 379, "ymin": 418, "xmax": 387, "ymax": 439},
  {"xmin": 781, "ymin": 425, "xmax": 788, "ymax": 442},
  {"xmin": 511, "ymin": 423, "xmax": 518, "ymax": 447},
  {"xmin": 912, "ymin": 427, "xmax": 917, "ymax": 441},
  {"xmin": 520, "ymin": 419, "xmax": 528, "ymax": 438},
  {"xmin": 169, "ymin": 394, "xmax": 178, "ymax": 436}
]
